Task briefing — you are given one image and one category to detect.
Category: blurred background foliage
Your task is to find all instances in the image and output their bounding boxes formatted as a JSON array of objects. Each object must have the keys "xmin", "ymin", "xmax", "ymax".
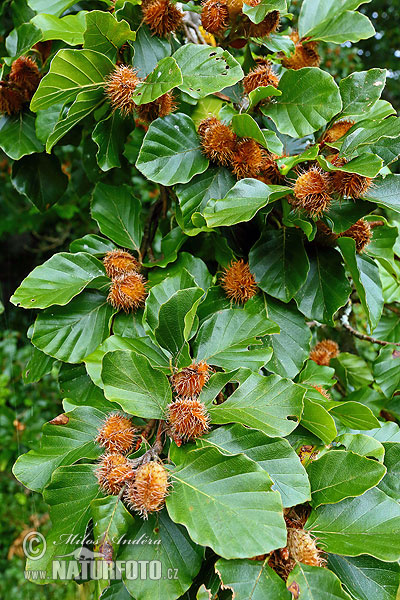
[{"xmin": 0, "ymin": 0, "xmax": 399, "ymax": 597}]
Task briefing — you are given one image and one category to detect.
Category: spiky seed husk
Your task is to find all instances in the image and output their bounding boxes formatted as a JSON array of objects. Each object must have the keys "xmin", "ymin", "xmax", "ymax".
[
  {"xmin": 96, "ymin": 413, "xmax": 136, "ymax": 453},
  {"xmin": 170, "ymin": 362, "xmax": 211, "ymax": 398},
  {"xmin": 309, "ymin": 339, "xmax": 339, "ymax": 366},
  {"xmin": 259, "ymin": 153, "xmax": 282, "ymax": 184},
  {"xmin": 142, "ymin": 0, "xmax": 183, "ymax": 37},
  {"xmin": 231, "ymin": 138, "xmax": 264, "ymax": 178},
  {"xmin": 315, "ymin": 221, "xmax": 339, "ymax": 246},
  {"xmin": 220, "ymin": 259, "xmax": 258, "ymax": 303},
  {"xmin": 9, "ymin": 56, "xmax": 41, "ymax": 100},
  {"xmin": 291, "ymin": 166, "xmax": 332, "ymax": 217},
  {"xmin": 201, "ymin": 0, "xmax": 230, "ymax": 34},
  {"xmin": 312, "ymin": 385, "xmax": 332, "ymax": 401},
  {"xmin": 243, "ymin": 63, "xmax": 279, "ymax": 95},
  {"xmin": 105, "ymin": 65, "xmax": 141, "ymax": 116},
  {"xmin": 167, "ymin": 397, "xmax": 210, "ymax": 443},
  {"xmin": 332, "ymin": 170, "xmax": 373, "ymax": 199},
  {"xmin": 241, "ymin": 10, "xmax": 280, "ymax": 38},
  {"xmin": 103, "ymin": 249, "xmax": 141, "ymax": 279},
  {"xmin": 281, "ymin": 31, "xmax": 320, "ymax": 70},
  {"xmin": 198, "ymin": 116, "xmax": 237, "ymax": 165},
  {"xmin": 286, "ymin": 528, "xmax": 324, "ymax": 567},
  {"xmin": 96, "ymin": 453, "xmax": 135, "ymax": 495},
  {"xmin": 339, "ymin": 218, "xmax": 372, "ymax": 253},
  {"xmin": 136, "ymin": 92, "xmax": 176, "ymax": 122},
  {"xmin": 0, "ymin": 83, "xmax": 25, "ymax": 115},
  {"xmin": 226, "ymin": 0, "xmax": 245, "ymax": 18},
  {"xmin": 107, "ymin": 273, "xmax": 147, "ymax": 312},
  {"xmin": 322, "ymin": 120, "xmax": 355, "ymax": 144},
  {"xmin": 124, "ymin": 462, "xmax": 169, "ymax": 516}
]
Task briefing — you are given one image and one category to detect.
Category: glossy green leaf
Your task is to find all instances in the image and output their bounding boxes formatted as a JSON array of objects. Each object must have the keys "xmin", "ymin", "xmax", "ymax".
[
  {"xmin": 286, "ymin": 564, "xmax": 352, "ymax": 600},
  {"xmin": 167, "ymin": 446, "xmax": 286, "ymax": 559},
  {"xmin": 91, "ymin": 182, "xmax": 143, "ymax": 253},
  {"xmin": 332, "ymin": 352, "xmax": 374, "ymax": 389},
  {"xmin": 101, "ymin": 350, "xmax": 172, "ymax": 418},
  {"xmin": 0, "ymin": 112, "xmax": 44, "ymax": 160},
  {"xmin": 132, "ymin": 57, "xmax": 182, "ymax": 105},
  {"xmin": 242, "ymin": 0, "xmax": 287, "ymax": 24},
  {"xmin": 92, "ymin": 111, "xmax": 133, "ymax": 171},
  {"xmin": 173, "ymin": 44, "xmax": 243, "ymax": 99},
  {"xmin": 32, "ymin": 290, "xmax": 115, "ymax": 363},
  {"xmin": 27, "ymin": 0, "xmax": 77, "ymax": 17},
  {"xmin": 307, "ymin": 450, "xmax": 386, "ymax": 508},
  {"xmin": 299, "ymin": 0, "xmax": 372, "ymax": 38},
  {"xmin": 31, "ymin": 12, "xmax": 87, "ymax": 45},
  {"xmin": 11, "ymin": 252, "xmax": 106, "ymax": 309},
  {"xmin": 262, "ymin": 68, "xmax": 342, "ymax": 137},
  {"xmin": 136, "ymin": 113, "xmax": 209, "ymax": 185},
  {"xmin": 216, "ymin": 558, "xmax": 290, "ymax": 599},
  {"xmin": 373, "ymin": 347, "xmax": 400, "ymax": 399},
  {"xmin": 300, "ymin": 397, "xmax": 337, "ymax": 444},
  {"xmin": 5, "ymin": 22, "xmax": 42, "ymax": 62},
  {"xmin": 365, "ymin": 175, "xmax": 400, "ymax": 214},
  {"xmin": 378, "ymin": 442, "xmax": 400, "ymax": 502},
  {"xmin": 250, "ymin": 229, "xmax": 309, "ymax": 303},
  {"xmin": 306, "ymin": 10, "xmax": 374, "ymax": 43},
  {"xmin": 339, "ymin": 117, "xmax": 400, "ymax": 157},
  {"xmin": 132, "ymin": 24, "xmax": 171, "ymax": 77},
  {"xmin": 306, "ymin": 487, "xmax": 400, "ymax": 561},
  {"xmin": 69, "ymin": 235, "xmax": 115, "ymax": 257},
  {"xmin": 11, "ymin": 153, "xmax": 68, "ymax": 211},
  {"xmin": 317, "ymin": 153, "xmax": 383, "ymax": 178},
  {"xmin": 339, "ymin": 69, "xmax": 386, "ymax": 117},
  {"xmin": 83, "ymin": 11, "xmax": 135, "ymax": 60},
  {"xmin": 209, "ymin": 372, "xmax": 304, "ymax": 437},
  {"xmin": 337, "ymin": 433, "xmax": 385, "ymax": 461}
]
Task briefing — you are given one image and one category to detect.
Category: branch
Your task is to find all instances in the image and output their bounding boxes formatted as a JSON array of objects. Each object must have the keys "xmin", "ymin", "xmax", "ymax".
[
  {"xmin": 341, "ymin": 302, "xmax": 400, "ymax": 347},
  {"xmin": 139, "ymin": 195, "xmax": 163, "ymax": 262}
]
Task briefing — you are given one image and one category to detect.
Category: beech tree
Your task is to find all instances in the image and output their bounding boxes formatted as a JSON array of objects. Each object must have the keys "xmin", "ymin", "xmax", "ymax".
[{"xmin": 4, "ymin": 0, "xmax": 400, "ymax": 598}]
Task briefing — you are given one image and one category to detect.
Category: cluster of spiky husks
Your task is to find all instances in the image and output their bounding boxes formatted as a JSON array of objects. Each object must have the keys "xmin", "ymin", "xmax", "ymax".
[
  {"xmin": 0, "ymin": 56, "xmax": 41, "ymax": 116},
  {"xmin": 243, "ymin": 63, "xmax": 279, "ymax": 96},
  {"xmin": 316, "ymin": 219, "xmax": 372, "ymax": 253},
  {"xmin": 201, "ymin": 0, "xmax": 230, "ymax": 34},
  {"xmin": 322, "ymin": 120, "xmax": 355, "ymax": 145},
  {"xmin": 142, "ymin": 0, "xmax": 183, "ymax": 37},
  {"xmin": 220, "ymin": 259, "xmax": 258, "ymax": 304},
  {"xmin": 240, "ymin": 9, "xmax": 281, "ymax": 38},
  {"xmin": 96, "ymin": 453, "xmax": 135, "ymax": 495},
  {"xmin": 96, "ymin": 413, "xmax": 137, "ymax": 453},
  {"xmin": 326, "ymin": 154, "xmax": 373, "ymax": 199},
  {"xmin": 291, "ymin": 166, "xmax": 332, "ymax": 218},
  {"xmin": 166, "ymin": 397, "xmax": 211, "ymax": 444},
  {"xmin": 124, "ymin": 461, "xmax": 170, "ymax": 517},
  {"xmin": 105, "ymin": 65, "xmax": 176, "ymax": 121},
  {"xmin": 104, "ymin": 248, "xmax": 147, "ymax": 312},
  {"xmin": 281, "ymin": 31, "xmax": 320, "ymax": 70},
  {"xmin": 309, "ymin": 339, "xmax": 339, "ymax": 366},
  {"xmin": 170, "ymin": 362, "xmax": 211, "ymax": 398},
  {"xmin": 198, "ymin": 116, "xmax": 269, "ymax": 179}
]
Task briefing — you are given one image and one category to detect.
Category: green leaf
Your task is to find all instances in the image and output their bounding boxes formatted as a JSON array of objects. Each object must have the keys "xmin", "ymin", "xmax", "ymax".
[
  {"xmin": 209, "ymin": 372, "xmax": 304, "ymax": 437},
  {"xmin": 299, "ymin": 0, "xmax": 372, "ymax": 38},
  {"xmin": 132, "ymin": 57, "xmax": 182, "ymax": 105},
  {"xmin": 31, "ymin": 12, "xmax": 87, "ymax": 46},
  {"xmin": 242, "ymin": 0, "xmax": 287, "ymax": 25},
  {"xmin": 286, "ymin": 564, "xmax": 352, "ymax": 600},
  {"xmin": 32, "ymin": 290, "xmax": 115, "ymax": 363},
  {"xmin": 339, "ymin": 117, "xmax": 400, "ymax": 157},
  {"xmin": 101, "ymin": 350, "xmax": 172, "ymax": 418},
  {"xmin": 249, "ymin": 229, "xmax": 309, "ymax": 303},
  {"xmin": 373, "ymin": 347, "xmax": 400, "ymax": 399},
  {"xmin": 59, "ymin": 363, "xmax": 110, "ymax": 409},
  {"xmin": 136, "ymin": 113, "xmax": 209, "ymax": 185},
  {"xmin": 231, "ymin": 113, "xmax": 280, "ymax": 148},
  {"xmin": 12, "ymin": 406, "xmax": 106, "ymax": 493},
  {"xmin": 25, "ymin": 464, "xmax": 102, "ymax": 580},
  {"xmin": 27, "ymin": 0, "xmax": 77, "ymax": 17},
  {"xmin": 132, "ymin": 24, "xmax": 171, "ymax": 77},
  {"xmin": 31, "ymin": 49, "xmax": 115, "ymax": 111},
  {"xmin": 5, "ymin": 22, "xmax": 42, "ymax": 62},
  {"xmin": 0, "ymin": 113, "xmax": 44, "ymax": 160},
  {"xmin": 337, "ymin": 433, "xmax": 385, "ymax": 461},
  {"xmin": 332, "ymin": 352, "xmax": 374, "ymax": 390},
  {"xmin": 24, "ymin": 346, "xmax": 56, "ymax": 383},
  {"xmin": 307, "ymin": 450, "xmax": 386, "ymax": 508},
  {"xmin": 306, "ymin": 10, "xmax": 374, "ymax": 44},
  {"xmin": 329, "ymin": 401, "xmax": 381, "ymax": 430},
  {"xmin": 295, "ymin": 247, "xmax": 351, "ymax": 325},
  {"xmin": 11, "ymin": 153, "xmax": 68, "ymax": 211},
  {"xmin": 91, "ymin": 182, "xmax": 143, "ymax": 253},
  {"xmin": 155, "ymin": 287, "xmax": 204, "ymax": 364},
  {"xmin": 378, "ymin": 442, "xmax": 400, "ymax": 502},
  {"xmin": 145, "ymin": 269, "xmax": 198, "ymax": 331},
  {"xmin": 247, "ymin": 86, "xmax": 283, "ymax": 112},
  {"xmin": 167, "ymin": 446, "xmax": 286, "ymax": 559},
  {"xmin": 203, "ymin": 179, "xmax": 291, "ymax": 227},
  {"xmin": 92, "ymin": 111, "xmax": 133, "ymax": 172},
  {"xmin": 91, "ymin": 495, "xmax": 133, "ymax": 560},
  {"xmin": 300, "ymin": 398, "xmax": 337, "ymax": 444},
  {"xmin": 324, "ymin": 198, "xmax": 373, "ymax": 234},
  {"xmin": 317, "ymin": 153, "xmax": 383, "ymax": 178},
  {"xmin": 69, "ymin": 234, "xmax": 115, "ymax": 257},
  {"xmin": 173, "ymin": 44, "xmax": 243, "ymax": 99},
  {"xmin": 327, "ymin": 554, "xmax": 400, "ymax": 600},
  {"xmin": 199, "ymin": 424, "xmax": 311, "ymax": 508},
  {"xmin": 46, "ymin": 88, "xmax": 106, "ymax": 152},
  {"xmin": 11, "ymin": 252, "xmax": 106, "ymax": 309},
  {"xmin": 262, "ymin": 68, "xmax": 342, "ymax": 138},
  {"xmin": 339, "ymin": 69, "xmax": 387, "ymax": 117},
  {"xmin": 216, "ymin": 558, "xmax": 291, "ymax": 599},
  {"xmin": 261, "ymin": 296, "xmax": 311, "ymax": 378},
  {"xmin": 352, "ymin": 422, "xmax": 400, "ymax": 443},
  {"xmin": 193, "ymin": 309, "xmax": 279, "ymax": 371},
  {"xmin": 118, "ymin": 510, "xmax": 204, "ymax": 600},
  {"xmin": 365, "ymin": 175, "xmax": 400, "ymax": 214},
  {"xmin": 176, "ymin": 167, "xmax": 235, "ymax": 235},
  {"xmin": 83, "ymin": 11, "xmax": 135, "ymax": 61},
  {"xmin": 305, "ymin": 487, "xmax": 400, "ymax": 562},
  {"xmin": 338, "ymin": 238, "xmax": 383, "ymax": 332}
]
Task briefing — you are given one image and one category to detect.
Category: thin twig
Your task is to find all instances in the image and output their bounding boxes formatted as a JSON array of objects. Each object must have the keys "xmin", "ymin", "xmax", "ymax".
[
  {"xmin": 139, "ymin": 196, "xmax": 163, "ymax": 262},
  {"xmin": 341, "ymin": 302, "xmax": 400, "ymax": 347}
]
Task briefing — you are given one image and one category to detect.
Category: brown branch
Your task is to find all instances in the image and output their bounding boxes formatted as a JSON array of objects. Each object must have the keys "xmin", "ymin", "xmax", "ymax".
[
  {"xmin": 386, "ymin": 304, "xmax": 400, "ymax": 316},
  {"xmin": 342, "ymin": 320, "xmax": 400, "ymax": 346},
  {"xmin": 139, "ymin": 195, "xmax": 163, "ymax": 262}
]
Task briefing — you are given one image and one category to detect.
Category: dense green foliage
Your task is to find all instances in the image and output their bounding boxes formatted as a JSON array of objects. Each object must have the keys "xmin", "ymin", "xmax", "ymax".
[{"xmin": 2, "ymin": 0, "xmax": 400, "ymax": 599}]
